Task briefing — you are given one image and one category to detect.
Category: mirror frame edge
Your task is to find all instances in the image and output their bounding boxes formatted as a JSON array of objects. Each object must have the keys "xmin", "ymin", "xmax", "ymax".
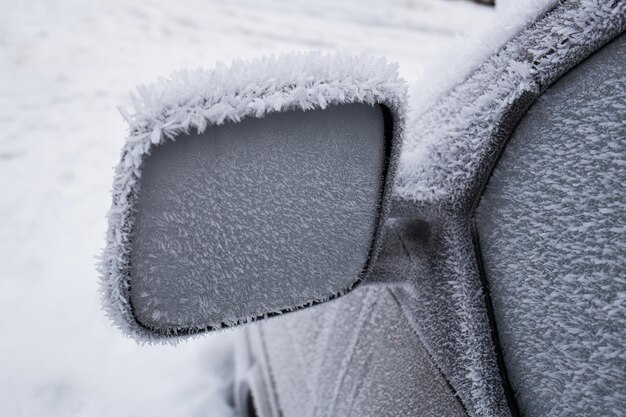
[{"xmin": 99, "ymin": 52, "xmax": 407, "ymax": 343}]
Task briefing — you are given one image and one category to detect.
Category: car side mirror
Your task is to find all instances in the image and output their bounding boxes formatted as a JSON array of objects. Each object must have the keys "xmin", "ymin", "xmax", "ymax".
[{"xmin": 100, "ymin": 53, "xmax": 406, "ymax": 341}]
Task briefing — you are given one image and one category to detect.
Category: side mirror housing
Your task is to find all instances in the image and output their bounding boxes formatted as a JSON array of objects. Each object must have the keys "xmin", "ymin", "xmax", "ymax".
[{"xmin": 100, "ymin": 53, "xmax": 406, "ymax": 341}]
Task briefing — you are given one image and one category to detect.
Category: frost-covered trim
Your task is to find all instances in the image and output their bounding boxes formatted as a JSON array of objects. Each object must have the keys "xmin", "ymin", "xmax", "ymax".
[
  {"xmin": 99, "ymin": 52, "xmax": 406, "ymax": 344},
  {"xmin": 396, "ymin": 0, "xmax": 626, "ymax": 205}
]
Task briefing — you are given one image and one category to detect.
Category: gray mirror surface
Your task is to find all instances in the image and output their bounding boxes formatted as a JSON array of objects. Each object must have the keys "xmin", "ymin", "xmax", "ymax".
[{"xmin": 130, "ymin": 103, "xmax": 388, "ymax": 331}]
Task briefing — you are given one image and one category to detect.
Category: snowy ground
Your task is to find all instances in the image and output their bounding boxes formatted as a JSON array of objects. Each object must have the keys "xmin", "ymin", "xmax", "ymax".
[{"xmin": 0, "ymin": 1, "xmax": 493, "ymax": 416}]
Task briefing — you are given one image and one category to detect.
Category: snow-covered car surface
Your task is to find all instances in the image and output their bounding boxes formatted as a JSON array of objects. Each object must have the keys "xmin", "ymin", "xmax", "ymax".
[
  {"xmin": 243, "ymin": 1, "xmax": 626, "ymax": 416},
  {"xmin": 4, "ymin": 0, "xmax": 623, "ymax": 416},
  {"xmin": 0, "ymin": 1, "xmax": 493, "ymax": 416}
]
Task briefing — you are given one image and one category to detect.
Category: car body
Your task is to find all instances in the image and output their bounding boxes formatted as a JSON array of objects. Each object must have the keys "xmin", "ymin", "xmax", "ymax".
[
  {"xmin": 99, "ymin": 1, "xmax": 624, "ymax": 416},
  {"xmin": 234, "ymin": 1, "xmax": 626, "ymax": 416}
]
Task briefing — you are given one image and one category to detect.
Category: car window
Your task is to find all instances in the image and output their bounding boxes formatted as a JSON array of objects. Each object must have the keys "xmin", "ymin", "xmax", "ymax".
[
  {"xmin": 475, "ymin": 33, "xmax": 625, "ymax": 416},
  {"xmin": 260, "ymin": 286, "xmax": 468, "ymax": 417}
]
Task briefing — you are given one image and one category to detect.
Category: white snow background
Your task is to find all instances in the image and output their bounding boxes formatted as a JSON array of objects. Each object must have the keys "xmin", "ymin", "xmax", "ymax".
[{"xmin": 0, "ymin": 1, "xmax": 493, "ymax": 416}]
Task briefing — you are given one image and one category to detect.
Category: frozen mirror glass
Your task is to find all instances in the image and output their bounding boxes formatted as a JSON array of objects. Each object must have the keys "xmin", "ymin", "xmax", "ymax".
[{"xmin": 129, "ymin": 103, "xmax": 391, "ymax": 332}]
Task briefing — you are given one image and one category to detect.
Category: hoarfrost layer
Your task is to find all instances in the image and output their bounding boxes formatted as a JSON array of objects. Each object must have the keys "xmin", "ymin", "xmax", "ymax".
[{"xmin": 100, "ymin": 52, "xmax": 407, "ymax": 343}]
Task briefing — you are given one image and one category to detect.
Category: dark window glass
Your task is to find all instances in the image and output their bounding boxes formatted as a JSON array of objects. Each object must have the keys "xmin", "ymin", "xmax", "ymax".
[{"xmin": 476, "ymin": 34, "xmax": 625, "ymax": 416}]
